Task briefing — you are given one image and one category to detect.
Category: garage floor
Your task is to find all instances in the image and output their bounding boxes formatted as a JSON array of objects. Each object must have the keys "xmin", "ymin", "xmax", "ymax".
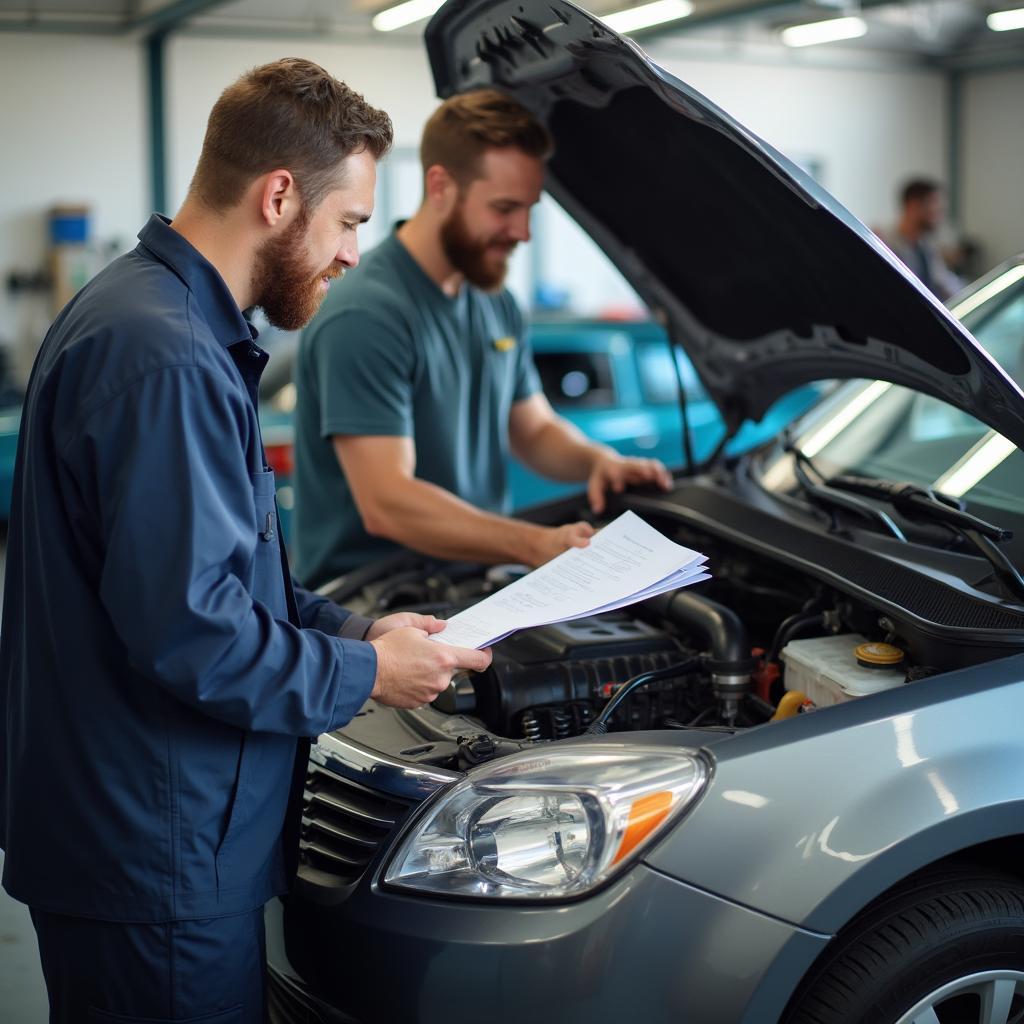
[
  {"xmin": 0, "ymin": 540, "xmax": 50, "ymax": 1020},
  {"xmin": 0, "ymin": 852, "xmax": 48, "ymax": 1021}
]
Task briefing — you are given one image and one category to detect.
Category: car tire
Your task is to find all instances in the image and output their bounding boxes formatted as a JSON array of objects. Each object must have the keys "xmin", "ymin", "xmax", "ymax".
[{"xmin": 784, "ymin": 867, "xmax": 1024, "ymax": 1024}]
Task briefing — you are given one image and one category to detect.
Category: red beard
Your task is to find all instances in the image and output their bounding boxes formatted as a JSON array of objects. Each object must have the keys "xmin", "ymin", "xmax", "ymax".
[{"xmin": 251, "ymin": 209, "xmax": 342, "ymax": 331}]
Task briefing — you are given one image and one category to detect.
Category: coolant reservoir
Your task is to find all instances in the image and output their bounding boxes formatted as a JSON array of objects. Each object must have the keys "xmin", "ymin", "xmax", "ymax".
[{"xmin": 781, "ymin": 634, "xmax": 905, "ymax": 707}]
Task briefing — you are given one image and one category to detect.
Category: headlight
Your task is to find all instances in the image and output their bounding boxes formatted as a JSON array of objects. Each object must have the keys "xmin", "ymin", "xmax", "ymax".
[{"xmin": 383, "ymin": 743, "xmax": 707, "ymax": 900}]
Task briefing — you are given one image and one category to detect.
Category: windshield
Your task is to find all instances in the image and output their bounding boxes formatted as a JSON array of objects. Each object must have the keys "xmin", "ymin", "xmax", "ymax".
[{"xmin": 759, "ymin": 261, "xmax": 1024, "ymax": 561}]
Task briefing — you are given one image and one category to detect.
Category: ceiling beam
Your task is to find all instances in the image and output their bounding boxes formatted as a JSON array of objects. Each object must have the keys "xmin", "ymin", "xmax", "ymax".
[
  {"xmin": 123, "ymin": 0, "xmax": 235, "ymax": 35},
  {"xmin": 0, "ymin": 16, "xmax": 121, "ymax": 34},
  {"xmin": 0, "ymin": 0, "xmax": 234, "ymax": 35},
  {"xmin": 937, "ymin": 48, "xmax": 1024, "ymax": 74}
]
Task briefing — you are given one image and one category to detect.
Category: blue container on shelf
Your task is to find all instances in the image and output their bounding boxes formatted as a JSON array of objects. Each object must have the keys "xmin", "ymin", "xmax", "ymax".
[{"xmin": 49, "ymin": 206, "xmax": 90, "ymax": 245}]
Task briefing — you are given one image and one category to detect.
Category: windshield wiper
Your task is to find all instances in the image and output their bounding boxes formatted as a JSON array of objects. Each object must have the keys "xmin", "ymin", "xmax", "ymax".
[
  {"xmin": 826, "ymin": 472, "xmax": 1024, "ymax": 602},
  {"xmin": 784, "ymin": 440, "xmax": 908, "ymax": 541}
]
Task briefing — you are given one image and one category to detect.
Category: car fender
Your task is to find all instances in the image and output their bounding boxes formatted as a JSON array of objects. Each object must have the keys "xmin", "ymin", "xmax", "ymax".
[{"xmin": 643, "ymin": 652, "xmax": 1024, "ymax": 934}]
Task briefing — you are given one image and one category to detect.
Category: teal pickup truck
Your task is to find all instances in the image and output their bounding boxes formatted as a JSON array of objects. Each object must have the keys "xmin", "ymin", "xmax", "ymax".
[
  {"xmin": 510, "ymin": 318, "xmax": 822, "ymax": 509},
  {"xmin": 0, "ymin": 404, "xmax": 20, "ymax": 523}
]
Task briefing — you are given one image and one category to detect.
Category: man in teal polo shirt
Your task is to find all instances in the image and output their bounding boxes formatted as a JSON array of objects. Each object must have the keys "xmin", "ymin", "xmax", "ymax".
[{"xmin": 294, "ymin": 89, "xmax": 671, "ymax": 589}]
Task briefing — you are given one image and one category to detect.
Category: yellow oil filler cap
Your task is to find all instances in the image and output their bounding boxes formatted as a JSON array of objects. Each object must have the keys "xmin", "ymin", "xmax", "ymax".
[{"xmin": 855, "ymin": 641, "xmax": 904, "ymax": 670}]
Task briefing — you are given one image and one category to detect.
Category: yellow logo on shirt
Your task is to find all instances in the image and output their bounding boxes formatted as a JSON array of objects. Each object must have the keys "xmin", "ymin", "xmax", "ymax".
[{"xmin": 492, "ymin": 336, "xmax": 516, "ymax": 352}]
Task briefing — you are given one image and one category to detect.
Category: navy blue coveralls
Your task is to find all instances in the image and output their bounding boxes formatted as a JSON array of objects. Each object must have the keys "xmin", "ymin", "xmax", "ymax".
[{"xmin": 0, "ymin": 216, "xmax": 377, "ymax": 1021}]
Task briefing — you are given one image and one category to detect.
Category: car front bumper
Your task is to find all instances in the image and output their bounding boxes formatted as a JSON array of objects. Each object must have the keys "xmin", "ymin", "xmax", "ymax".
[{"xmin": 265, "ymin": 861, "xmax": 829, "ymax": 1024}]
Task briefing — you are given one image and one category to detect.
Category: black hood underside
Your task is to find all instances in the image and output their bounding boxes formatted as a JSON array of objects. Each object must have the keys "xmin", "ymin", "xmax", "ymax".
[{"xmin": 426, "ymin": 0, "xmax": 1024, "ymax": 446}]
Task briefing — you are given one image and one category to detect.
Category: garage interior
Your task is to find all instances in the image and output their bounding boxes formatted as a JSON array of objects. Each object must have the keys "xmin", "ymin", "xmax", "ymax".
[{"xmin": 0, "ymin": 0, "xmax": 1022, "ymax": 1020}]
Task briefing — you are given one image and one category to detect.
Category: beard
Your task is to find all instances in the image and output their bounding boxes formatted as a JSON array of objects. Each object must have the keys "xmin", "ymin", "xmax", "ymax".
[
  {"xmin": 440, "ymin": 201, "xmax": 515, "ymax": 291},
  {"xmin": 251, "ymin": 208, "xmax": 342, "ymax": 331}
]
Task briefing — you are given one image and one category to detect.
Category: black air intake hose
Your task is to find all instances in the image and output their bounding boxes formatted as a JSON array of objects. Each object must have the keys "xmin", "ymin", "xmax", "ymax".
[
  {"xmin": 643, "ymin": 591, "xmax": 755, "ymax": 723},
  {"xmin": 644, "ymin": 591, "xmax": 753, "ymax": 677}
]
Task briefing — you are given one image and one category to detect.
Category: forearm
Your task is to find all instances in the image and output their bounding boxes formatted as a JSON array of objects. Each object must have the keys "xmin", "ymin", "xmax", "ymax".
[
  {"xmin": 512, "ymin": 418, "xmax": 612, "ymax": 481},
  {"xmin": 361, "ymin": 475, "xmax": 549, "ymax": 565}
]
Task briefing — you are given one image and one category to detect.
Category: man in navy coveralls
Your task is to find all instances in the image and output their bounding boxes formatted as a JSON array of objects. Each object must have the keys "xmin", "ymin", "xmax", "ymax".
[{"xmin": 0, "ymin": 58, "xmax": 490, "ymax": 1022}]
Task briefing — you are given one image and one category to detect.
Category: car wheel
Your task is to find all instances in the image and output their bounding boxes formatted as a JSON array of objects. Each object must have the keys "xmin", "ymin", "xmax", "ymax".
[{"xmin": 784, "ymin": 868, "xmax": 1024, "ymax": 1024}]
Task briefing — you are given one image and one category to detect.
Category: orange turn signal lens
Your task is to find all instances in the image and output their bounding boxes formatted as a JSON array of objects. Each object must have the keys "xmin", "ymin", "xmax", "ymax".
[{"xmin": 612, "ymin": 790, "xmax": 674, "ymax": 865}]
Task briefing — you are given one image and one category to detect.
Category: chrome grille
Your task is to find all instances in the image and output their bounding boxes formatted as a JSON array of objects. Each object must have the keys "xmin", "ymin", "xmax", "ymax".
[
  {"xmin": 297, "ymin": 732, "xmax": 460, "ymax": 894},
  {"xmin": 300, "ymin": 761, "xmax": 412, "ymax": 886}
]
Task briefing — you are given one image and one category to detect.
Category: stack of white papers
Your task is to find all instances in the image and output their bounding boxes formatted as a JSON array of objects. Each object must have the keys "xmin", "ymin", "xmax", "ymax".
[{"xmin": 432, "ymin": 510, "xmax": 710, "ymax": 650}]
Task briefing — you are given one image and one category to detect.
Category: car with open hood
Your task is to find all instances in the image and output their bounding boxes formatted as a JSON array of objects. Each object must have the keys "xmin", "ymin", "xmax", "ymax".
[{"xmin": 265, "ymin": 2, "xmax": 1024, "ymax": 1021}]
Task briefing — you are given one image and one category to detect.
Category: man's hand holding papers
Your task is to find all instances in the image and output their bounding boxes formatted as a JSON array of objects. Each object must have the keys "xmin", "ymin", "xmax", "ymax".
[{"xmin": 433, "ymin": 511, "xmax": 710, "ymax": 650}]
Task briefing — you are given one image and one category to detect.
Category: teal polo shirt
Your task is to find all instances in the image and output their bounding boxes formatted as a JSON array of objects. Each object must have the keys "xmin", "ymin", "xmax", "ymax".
[{"xmin": 293, "ymin": 232, "xmax": 540, "ymax": 588}]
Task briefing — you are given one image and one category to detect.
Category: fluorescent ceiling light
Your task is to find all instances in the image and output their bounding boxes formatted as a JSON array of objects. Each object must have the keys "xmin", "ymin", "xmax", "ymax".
[
  {"xmin": 781, "ymin": 15, "xmax": 867, "ymax": 47},
  {"xmin": 372, "ymin": 0, "xmax": 444, "ymax": 32},
  {"xmin": 988, "ymin": 7, "xmax": 1024, "ymax": 31},
  {"xmin": 602, "ymin": 0, "xmax": 693, "ymax": 34}
]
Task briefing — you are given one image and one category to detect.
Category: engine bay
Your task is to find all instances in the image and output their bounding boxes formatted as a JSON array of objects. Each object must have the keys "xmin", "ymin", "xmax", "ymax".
[{"xmin": 326, "ymin": 499, "xmax": 1024, "ymax": 771}]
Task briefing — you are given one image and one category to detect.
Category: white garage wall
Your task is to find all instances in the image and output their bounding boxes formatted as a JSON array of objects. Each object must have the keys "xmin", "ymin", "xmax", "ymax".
[
  {"xmin": 165, "ymin": 36, "xmax": 435, "ymax": 222},
  {"xmin": 0, "ymin": 29, "xmax": 1000, "ymax": 354},
  {"xmin": 959, "ymin": 68, "xmax": 1024, "ymax": 269},
  {"xmin": 0, "ymin": 33, "xmax": 147, "ymax": 375}
]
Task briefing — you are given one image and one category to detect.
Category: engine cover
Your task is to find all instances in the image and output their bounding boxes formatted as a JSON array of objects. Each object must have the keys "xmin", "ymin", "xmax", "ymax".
[{"xmin": 472, "ymin": 613, "xmax": 685, "ymax": 738}]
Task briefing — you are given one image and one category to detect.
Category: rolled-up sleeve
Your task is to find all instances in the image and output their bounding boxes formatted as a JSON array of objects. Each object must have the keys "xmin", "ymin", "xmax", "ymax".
[{"xmin": 63, "ymin": 365, "xmax": 375, "ymax": 735}]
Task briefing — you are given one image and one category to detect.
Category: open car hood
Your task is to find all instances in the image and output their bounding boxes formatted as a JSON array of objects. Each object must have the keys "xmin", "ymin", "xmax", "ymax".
[{"xmin": 425, "ymin": 0, "xmax": 1024, "ymax": 447}]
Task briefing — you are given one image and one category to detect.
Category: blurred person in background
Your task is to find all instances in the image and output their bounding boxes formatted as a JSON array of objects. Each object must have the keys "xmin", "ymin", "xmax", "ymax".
[{"xmin": 878, "ymin": 178, "xmax": 964, "ymax": 302}]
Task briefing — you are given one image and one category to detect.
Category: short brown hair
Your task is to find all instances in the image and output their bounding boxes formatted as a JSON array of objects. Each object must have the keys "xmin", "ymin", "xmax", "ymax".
[
  {"xmin": 901, "ymin": 178, "xmax": 942, "ymax": 207},
  {"xmin": 420, "ymin": 89, "xmax": 552, "ymax": 185},
  {"xmin": 190, "ymin": 58, "xmax": 393, "ymax": 211}
]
